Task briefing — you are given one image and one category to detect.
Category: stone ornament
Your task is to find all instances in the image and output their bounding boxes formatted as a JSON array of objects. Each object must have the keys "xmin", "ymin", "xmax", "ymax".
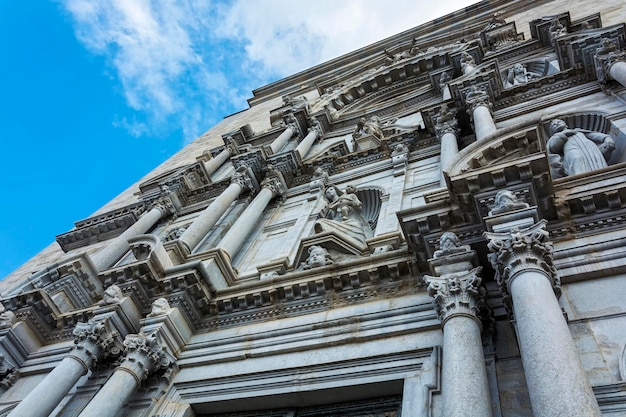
[
  {"xmin": 434, "ymin": 105, "xmax": 459, "ymax": 138},
  {"xmin": 504, "ymin": 63, "xmax": 538, "ymax": 87},
  {"xmin": 0, "ymin": 354, "xmax": 17, "ymax": 389},
  {"xmin": 284, "ymin": 113, "xmax": 301, "ymax": 137},
  {"xmin": 488, "ymin": 190, "xmax": 530, "ymax": 216},
  {"xmin": 620, "ymin": 344, "xmax": 626, "ymax": 381},
  {"xmin": 484, "ymin": 220, "xmax": 560, "ymax": 301},
  {"xmin": 101, "ymin": 285, "xmax": 123, "ymax": 305},
  {"xmin": 70, "ymin": 319, "xmax": 122, "ymax": 368},
  {"xmin": 121, "ymin": 332, "xmax": 173, "ymax": 382},
  {"xmin": 594, "ymin": 38, "xmax": 626, "ymax": 84},
  {"xmin": 425, "ymin": 269, "xmax": 484, "ymax": 325},
  {"xmin": 0, "ymin": 303, "xmax": 15, "ymax": 328},
  {"xmin": 302, "ymin": 245, "xmax": 333, "ymax": 269},
  {"xmin": 231, "ymin": 165, "xmax": 255, "ymax": 193},
  {"xmin": 433, "ymin": 231, "xmax": 469, "ymax": 258},
  {"xmin": 353, "ymin": 115, "xmax": 384, "ymax": 140},
  {"xmin": 549, "ymin": 17, "xmax": 567, "ymax": 41},
  {"xmin": 147, "ymin": 297, "xmax": 171, "ymax": 317},
  {"xmin": 460, "ymin": 52, "xmax": 476, "ymax": 73},
  {"xmin": 547, "ymin": 118, "xmax": 615, "ymax": 177},
  {"xmin": 465, "ymin": 86, "xmax": 492, "ymax": 114}
]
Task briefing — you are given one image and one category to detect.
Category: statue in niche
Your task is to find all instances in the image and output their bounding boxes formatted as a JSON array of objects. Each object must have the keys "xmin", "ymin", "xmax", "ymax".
[
  {"xmin": 102, "ymin": 285, "xmax": 123, "ymax": 304},
  {"xmin": 460, "ymin": 52, "xmax": 476, "ymax": 73},
  {"xmin": 147, "ymin": 297, "xmax": 171, "ymax": 317},
  {"xmin": 547, "ymin": 118, "xmax": 615, "ymax": 177},
  {"xmin": 439, "ymin": 71, "xmax": 452, "ymax": 88},
  {"xmin": 488, "ymin": 190, "xmax": 529, "ymax": 216},
  {"xmin": 504, "ymin": 63, "xmax": 538, "ymax": 87},
  {"xmin": 314, "ymin": 185, "xmax": 373, "ymax": 245},
  {"xmin": 353, "ymin": 116, "xmax": 384, "ymax": 140},
  {"xmin": 301, "ymin": 245, "xmax": 333, "ymax": 269}
]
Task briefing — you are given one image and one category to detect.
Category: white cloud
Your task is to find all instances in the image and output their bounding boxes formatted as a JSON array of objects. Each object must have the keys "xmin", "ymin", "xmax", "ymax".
[{"xmin": 62, "ymin": 0, "xmax": 480, "ymax": 144}]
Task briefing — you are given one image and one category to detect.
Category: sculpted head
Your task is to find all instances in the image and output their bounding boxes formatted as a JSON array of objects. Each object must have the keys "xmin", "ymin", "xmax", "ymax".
[
  {"xmin": 549, "ymin": 118, "xmax": 568, "ymax": 134},
  {"xmin": 325, "ymin": 185, "xmax": 339, "ymax": 201},
  {"xmin": 439, "ymin": 232, "xmax": 462, "ymax": 252},
  {"xmin": 513, "ymin": 63, "xmax": 526, "ymax": 75}
]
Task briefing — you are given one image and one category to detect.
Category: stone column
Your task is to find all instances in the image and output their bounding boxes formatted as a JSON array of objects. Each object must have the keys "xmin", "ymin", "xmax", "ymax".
[
  {"xmin": 435, "ymin": 106, "xmax": 459, "ymax": 187},
  {"xmin": 465, "ymin": 86, "xmax": 496, "ymax": 140},
  {"xmin": 218, "ymin": 172, "xmax": 286, "ymax": 260},
  {"xmin": 594, "ymin": 38, "xmax": 626, "ymax": 88},
  {"xmin": 484, "ymin": 193, "xmax": 601, "ymax": 417},
  {"xmin": 178, "ymin": 167, "xmax": 256, "ymax": 254},
  {"xmin": 201, "ymin": 144, "xmax": 235, "ymax": 178},
  {"xmin": 295, "ymin": 120, "xmax": 322, "ymax": 159},
  {"xmin": 8, "ymin": 320, "xmax": 119, "ymax": 417},
  {"xmin": 424, "ymin": 232, "xmax": 493, "ymax": 417},
  {"xmin": 78, "ymin": 332, "xmax": 172, "ymax": 417},
  {"xmin": 269, "ymin": 114, "xmax": 299, "ymax": 154},
  {"xmin": 90, "ymin": 194, "xmax": 177, "ymax": 271}
]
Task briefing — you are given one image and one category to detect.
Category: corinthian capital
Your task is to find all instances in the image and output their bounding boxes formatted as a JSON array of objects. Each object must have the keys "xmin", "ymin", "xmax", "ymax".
[
  {"xmin": 465, "ymin": 86, "xmax": 492, "ymax": 114},
  {"xmin": 424, "ymin": 269, "xmax": 484, "ymax": 325},
  {"xmin": 434, "ymin": 105, "xmax": 459, "ymax": 139},
  {"xmin": 484, "ymin": 220, "xmax": 560, "ymax": 296},
  {"xmin": 120, "ymin": 332, "xmax": 173, "ymax": 383},
  {"xmin": 70, "ymin": 319, "xmax": 122, "ymax": 369},
  {"xmin": 231, "ymin": 165, "xmax": 255, "ymax": 192}
]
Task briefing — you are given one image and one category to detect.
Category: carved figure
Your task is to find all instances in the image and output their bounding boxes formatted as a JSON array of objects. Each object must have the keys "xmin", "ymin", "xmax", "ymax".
[
  {"xmin": 488, "ymin": 190, "xmax": 529, "ymax": 216},
  {"xmin": 433, "ymin": 232, "xmax": 468, "ymax": 257},
  {"xmin": 147, "ymin": 298, "xmax": 171, "ymax": 317},
  {"xmin": 282, "ymin": 95, "xmax": 309, "ymax": 112},
  {"xmin": 0, "ymin": 303, "xmax": 15, "ymax": 328},
  {"xmin": 549, "ymin": 18, "xmax": 567, "ymax": 40},
  {"xmin": 302, "ymin": 245, "xmax": 333, "ymax": 269},
  {"xmin": 460, "ymin": 52, "xmax": 476, "ymax": 73},
  {"xmin": 314, "ymin": 185, "xmax": 373, "ymax": 244},
  {"xmin": 505, "ymin": 63, "xmax": 537, "ymax": 87},
  {"xmin": 391, "ymin": 143, "xmax": 409, "ymax": 157},
  {"xmin": 484, "ymin": 12, "xmax": 507, "ymax": 31},
  {"xmin": 547, "ymin": 118, "xmax": 615, "ymax": 177},
  {"xmin": 439, "ymin": 71, "xmax": 452, "ymax": 88},
  {"xmin": 102, "ymin": 285, "xmax": 123, "ymax": 304},
  {"xmin": 353, "ymin": 115, "xmax": 384, "ymax": 140}
]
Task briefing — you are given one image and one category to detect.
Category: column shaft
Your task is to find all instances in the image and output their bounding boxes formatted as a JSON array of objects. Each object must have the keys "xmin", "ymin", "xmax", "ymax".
[
  {"xmin": 90, "ymin": 205, "xmax": 165, "ymax": 271},
  {"xmin": 439, "ymin": 131, "xmax": 458, "ymax": 186},
  {"xmin": 8, "ymin": 357, "xmax": 87, "ymax": 417},
  {"xmin": 295, "ymin": 130, "xmax": 318, "ymax": 159},
  {"xmin": 473, "ymin": 105, "xmax": 497, "ymax": 140},
  {"xmin": 77, "ymin": 369, "xmax": 138, "ymax": 417},
  {"xmin": 270, "ymin": 128, "xmax": 294, "ymax": 154},
  {"xmin": 179, "ymin": 182, "xmax": 243, "ymax": 253},
  {"xmin": 509, "ymin": 270, "xmax": 601, "ymax": 417},
  {"xmin": 218, "ymin": 187, "xmax": 274, "ymax": 259},
  {"xmin": 609, "ymin": 61, "xmax": 626, "ymax": 87},
  {"xmin": 442, "ymin": 316, "xmax": 493, "ymax": 417},
  {"xmin": 202, "ymin": 147, "xmax": 231, "ymax": 178}
]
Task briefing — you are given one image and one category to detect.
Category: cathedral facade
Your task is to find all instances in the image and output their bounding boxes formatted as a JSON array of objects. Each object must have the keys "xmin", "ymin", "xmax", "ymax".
[{"xmin": 2, "ymin": 1, "xmax": 626, "ymax": 416}]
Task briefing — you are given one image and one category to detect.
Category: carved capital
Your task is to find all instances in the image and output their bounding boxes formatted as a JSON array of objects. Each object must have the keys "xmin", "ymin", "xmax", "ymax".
[
  {"xmin": 308, "ymin": 118, "xmax": 323, "ymax": 137},
  {"xmin": 284, "ymin": 114, "xmax": 301, "ymax": 137},
  {"xmin": 70, "ymin": 319, "xmax": 122, "ymax": 369},
  {"xmin": 231, "ymin": 166, "xmax": 255, "ymax": 193},
  {"xmin": 424, "ymin": 268, "xmax": 484, "ymax": 325},
  {"xmin": 119, "ymin": 332, "xmax": 173, "ymax": 383},
  {"xmin": 484, "ymin": 220, "xmax": 561, "ymax": 313},
  {"xmin": 153, "ymin": 192, "xmax": 178, "ymax": 219},
  {"xmin": 261, "ymin": 176, "xmax": 286, "ymax": 198},
  {"xmin": 465, "ymin": 86, "xmax": 492, "ymax": 114},
  {"xmin": 434, "ymin": 107, "xmax": 459, "ymax": 139}
]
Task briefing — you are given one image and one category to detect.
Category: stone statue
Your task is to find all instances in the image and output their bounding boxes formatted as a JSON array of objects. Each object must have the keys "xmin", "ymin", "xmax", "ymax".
[
  {"xmin": 314, "ymin": 185, "xmax": 373, "ymax": 245},
  {"xmin": 147, "ymin": 297, "xmax": 171, "ymax": 317},
  {"xmin": 484, "ymin": 12, "xmax": 507, "ymax": 31},
  {"xmin": 547, "ymin": 118, "xmax": 615, "ymax": 177},
  {"xmin": 505, "ymin": 63, "xmax": 537, "ymax": 87},
  {"xmin": 102, "ymin": 285, "xmax": 123, "ymax": 304},
  {"xmin": 488, "ymin": 190, "xmax": 529, "ymax": 216},
  {"xmin": 439, "ymin": 71, "xmax": 452, "ymax": 88},
  {"xmin": 460, "ymin": 52, "xmax": 476, "ymax": 73},
  {"xmin": 302, "ymin": 245, "xmax": 333, "ymax": 269},
  {"xmin": 0, "ymin": 303, "xmax": 15, "ymax": 328},
  {"xmin": 353, "ymin": 116, "xmax": 384, "ymax": 140},
  {"xmin": 549, "ymin": 18, "xmax": 567, "ymax": 40},
  {"xmin": 433, "ymin": 232, "xmax": 470, "ymax": 258}
]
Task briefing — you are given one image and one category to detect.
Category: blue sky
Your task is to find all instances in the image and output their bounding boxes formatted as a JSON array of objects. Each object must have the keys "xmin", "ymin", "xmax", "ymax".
[{"xmin": 0, "ymin": 0, "xmax": 479, "ymax": 279}]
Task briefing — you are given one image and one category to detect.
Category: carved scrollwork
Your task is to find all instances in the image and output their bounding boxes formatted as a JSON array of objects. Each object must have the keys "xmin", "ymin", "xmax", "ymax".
[
  {"xmin": 424, "ymin": 268, "xmax": 484, "ymax": 325},
  {"xmin": 434, "ymin": 105, "xmax": 459, "ymax": 139},
  {"xmin": 465, "ymin": 86, "xmax": 492, "ymax": 114},
  {"xmin": 231, "ymin": 165, "xmax": 255, "ymax": 193},
  {"xmin": 120, "ymin": 332, "xmax": 173, "ymax": 382}
]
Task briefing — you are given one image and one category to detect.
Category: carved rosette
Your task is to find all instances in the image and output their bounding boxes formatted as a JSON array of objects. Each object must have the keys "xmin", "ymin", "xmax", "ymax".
[
  {"xmin": 465, "ymin": 87, "xmax": 493, "ymax": 115},
  {"xmin": 424, "ymin": 268, "xmax": 484, "ymax": 325},
  {"xmin": 485, "ymin": 220, "xmax": 561, "ymax": 314},
  {"xmin": 119, "ymin": 332, "xmax": 173, "ymax": 384},
  {"xmin": 69, "ymin": 319, "xmax": 122, "ymax": 370}
]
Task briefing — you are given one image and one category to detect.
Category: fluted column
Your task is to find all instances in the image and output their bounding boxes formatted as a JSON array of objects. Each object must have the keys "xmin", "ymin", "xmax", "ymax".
[
  {"xmin": 178, "ymin": 167, "xmax": 255, "ymax": 253},
  {"xmin": 218, "ymin": 173, "xmax": 286, "ymax": 260},
  {"xmin": 435, "ymin": 106, "xmax": 459, "ymax": 187},
  {"xmin": 295, "ymin": 120, "xmax": 322, "ymax": 159},
  {"xmin": 9, "ymin": 320, "xmax": 119, "ymax": 417},
  {"xmin": 424, "ymin": 233, "xmax": 492, "ymax": 417},
  {"xmin": 485, "ymin": 215, "xmax": 601, "ymax": 417},
  {"xmin": 465, "ymin": 86, "xmax": 496, "ymax": 140},
  {"xmin": 78, "ymin": 332, "xmax": 172, "ymax": 417},
  {"xmin": 90, "ymin": 194, "xmax": 177, "ymax": 271}
]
